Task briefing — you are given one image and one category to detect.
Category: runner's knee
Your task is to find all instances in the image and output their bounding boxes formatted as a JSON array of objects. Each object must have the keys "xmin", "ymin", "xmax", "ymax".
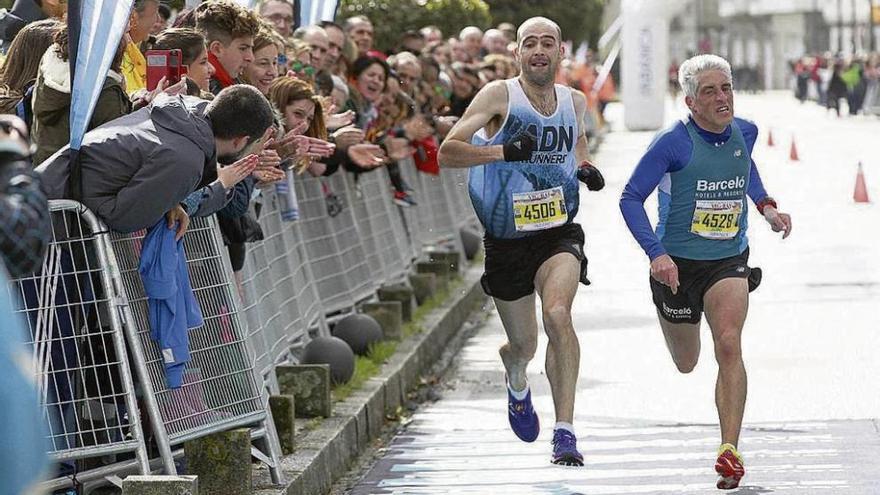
[
  {"xmin": 542, "ymin": 304, "xmax": 573, "ymax": 335},
  {"xmin": 714, "ymin": 330, "xmax": 742, "ymax": 365},
  {"xmin": 505, "ymin": 337, "xmax": 537, "ymax": 360},
  {"xmin": 674, "ymin": 353, "xmax": 699, "ymax": 374}
]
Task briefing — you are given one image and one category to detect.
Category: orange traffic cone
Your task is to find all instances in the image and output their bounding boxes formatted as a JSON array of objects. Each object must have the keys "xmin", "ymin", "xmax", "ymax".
[
  {"xmin": 854, "ymin": 162, "xmax": 870, "ymax": 203},
  {"xmin": 789, "ymin": 137, "xmax": 799, "ymax": 161},
  {"xmin": 767, "ymin": 130, "xmax": 774, "ymax": 147}
]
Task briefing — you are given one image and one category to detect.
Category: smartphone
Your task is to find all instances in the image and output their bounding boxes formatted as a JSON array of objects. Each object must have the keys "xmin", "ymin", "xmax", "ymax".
[{"xmin": 145, "ymin": 49, "xmax": 188, "ymax": 91}]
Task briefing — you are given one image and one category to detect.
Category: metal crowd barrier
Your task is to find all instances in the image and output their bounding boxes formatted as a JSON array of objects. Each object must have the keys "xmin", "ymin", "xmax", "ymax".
[
  {"xmin": 295, "ymin": 174, "xmax": 366, "ymax": 314},
  {"xmin": 343, "ymin": 169, "xmax": 412, "ymax": 286},
  {"xmin": 396, "ymin": 158, "xmax": 433, "ymax": 252},
  {"xmin": 441, "ymin": 166, "xmax": 480, "ymax": 232},
  {"xmin": 418, "ymin": 171, "xmax": 458, "ymax": 246},
  {"xmin": 109, "ymin": 215, "xmax": 284, "ymax": 481},
  {"xmin": 372, "ymin": 167, "xmax": 416, "ymax": 282},
  {"xmin": 7, "ymin": 201, "xmax": 149, "ymax": 490},
  {"xmin": 238, "ymin": 182, "xmax": 328, "ymax": 387},
  {"xmin": 14, "ymin": 156, "xmax": 482, "ymax": 491},
  {"xmin": 343, "ymin": 170, "xmax": 386, "ymax": 286},
  {"xmin": 325, "ymin": 172, "xmax": 376, "ymax": 307},
  {"xmin": 240, "ymin": 191, "xmax": 304, "ymax": 377}
]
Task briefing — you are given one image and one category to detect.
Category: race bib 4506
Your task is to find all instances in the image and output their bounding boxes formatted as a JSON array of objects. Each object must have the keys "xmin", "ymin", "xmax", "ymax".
[{"xmin": 512, "ymin": 186, "xmax": 568, "ymax": 232}]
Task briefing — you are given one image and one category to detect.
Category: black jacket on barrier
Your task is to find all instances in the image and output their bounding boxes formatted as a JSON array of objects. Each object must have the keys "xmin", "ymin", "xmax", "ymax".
[{"xmin": 36, "ymin": 94, "xmax": 216, "ymax": 233}]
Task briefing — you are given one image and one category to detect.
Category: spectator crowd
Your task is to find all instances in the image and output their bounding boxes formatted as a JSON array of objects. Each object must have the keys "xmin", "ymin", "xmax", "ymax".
[{"xmin": 791, "ymin": 52, "xmax": 880, "ymax": 117}]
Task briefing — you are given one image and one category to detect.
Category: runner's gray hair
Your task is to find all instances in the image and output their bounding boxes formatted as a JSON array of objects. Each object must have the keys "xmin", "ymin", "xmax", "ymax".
[{"xmin": 678, "ymin": 54, "xmax": 732, "ymax": 99}]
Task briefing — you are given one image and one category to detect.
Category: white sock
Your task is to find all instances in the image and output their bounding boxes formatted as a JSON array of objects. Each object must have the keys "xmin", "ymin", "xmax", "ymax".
[
  {"xmin": 554, "ymin": 422, "xmax": 575, "ymax": 435},
  {"xmin": 507, "ymin": 382, "xmax": 529, "ymax": 401}
]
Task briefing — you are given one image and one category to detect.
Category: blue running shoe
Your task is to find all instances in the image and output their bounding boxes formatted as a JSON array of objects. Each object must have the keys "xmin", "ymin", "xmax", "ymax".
[
  {"xmin": 507, "ymin": 382, "xmax": 539, "ymax": 442},
  {"xmin": 551, "ymin": 429, "xmax": 584, "ymax": 466}
]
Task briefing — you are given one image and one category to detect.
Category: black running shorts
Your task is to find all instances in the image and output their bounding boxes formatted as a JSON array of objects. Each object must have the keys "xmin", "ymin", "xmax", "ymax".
[
  {"xmin": 481, "ymin": 223, "xmax": 588, "ymax": 302},
  {"xmin": 649, "ymin": 248, "xmax": 760, "ymax": 324}
]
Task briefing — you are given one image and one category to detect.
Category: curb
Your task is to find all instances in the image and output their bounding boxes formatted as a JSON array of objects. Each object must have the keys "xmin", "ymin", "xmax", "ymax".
[{"xmin": 254, "ymin": 266, "xmax": 486, "ymax": 494}]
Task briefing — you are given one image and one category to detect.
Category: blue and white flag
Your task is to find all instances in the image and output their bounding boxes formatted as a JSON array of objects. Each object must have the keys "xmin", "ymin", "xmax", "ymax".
[
  {"xmin": 299, "ymin": 0, "xmax": 339, "ymax": 27},
  {"xmin": 68, "ymin": 0, "xmax": 134, "ymax": 152}
]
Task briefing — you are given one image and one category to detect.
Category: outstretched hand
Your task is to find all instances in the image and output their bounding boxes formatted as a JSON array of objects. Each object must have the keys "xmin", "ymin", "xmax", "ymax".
[
  {"xmin": 763, "ymin": 207, "xmax": 792, "ymax": 239},
  {"xmin": 217, "ymin": 154, "xmax": 259, "ymax": 189},
  {"xmin": 347, "ymin": 143, "xmax": 386, "ymax": 169}
]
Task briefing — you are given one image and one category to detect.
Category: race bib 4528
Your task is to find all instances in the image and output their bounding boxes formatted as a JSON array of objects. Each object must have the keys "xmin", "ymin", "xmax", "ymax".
[
  {"xmin": 512, "ymin": 186, "xmax": 568, "ymax": 232},
  {"xmin": 690, "ymin": 199, "xmax": 742, "ymax": 239}
]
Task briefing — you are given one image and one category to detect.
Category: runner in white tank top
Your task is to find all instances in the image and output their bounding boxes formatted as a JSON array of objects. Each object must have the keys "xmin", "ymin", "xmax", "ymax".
[{"xmin": 438, "ymin": 16, "xmax": 605, "ymax": 467}]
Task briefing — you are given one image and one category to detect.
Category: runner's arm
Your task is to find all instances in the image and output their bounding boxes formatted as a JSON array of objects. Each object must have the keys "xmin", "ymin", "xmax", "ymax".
[
  {"xmin": 619, "ymin": 132, "xmax": 686, "ymax": 260},
  {"xmin": 438, "ymin": 81, "xmax": 508, "ymax": 168},
  {"xmin": 572, "ymin": 90, "xmax": 590, "ymax": 164},
  {"xmin": 746, "ymin": 159, "xmax": 769, "ymax": 204},
  {"xmin": 738, "ymin": 120, "xmax": 770, "ymax": 204}
]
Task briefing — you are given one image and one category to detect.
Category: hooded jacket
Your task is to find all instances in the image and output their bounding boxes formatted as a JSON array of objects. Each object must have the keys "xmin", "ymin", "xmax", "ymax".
[
  {"xmin": 36, "ymin": 93, "xmax": 216, "ymax": 233},
  {"xmin": 31, "ymin": 44, "xmax": 131, "ymax": 164}
]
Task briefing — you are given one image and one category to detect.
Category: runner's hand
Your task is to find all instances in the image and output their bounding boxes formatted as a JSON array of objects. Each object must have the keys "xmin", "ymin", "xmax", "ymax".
[
  {"xmin": 577, "ymin": 160, "xmax": 605, "ymax": 191},
  {"xmin": 763, "ymin": 206, "xmax": 792, "ymax": 239},
  {"xmin": 502, "ymin": 131, "xmax": 537, "ymax": 162},
  {"xmin": 650, "ymin": 254, "xmax": 680, "ymax": 295}
]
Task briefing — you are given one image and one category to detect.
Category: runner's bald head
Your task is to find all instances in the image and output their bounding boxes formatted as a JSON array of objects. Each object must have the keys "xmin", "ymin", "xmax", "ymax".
[{"xmin": 517, "ymin": 17, "xmax": 562, "ymax": 46}]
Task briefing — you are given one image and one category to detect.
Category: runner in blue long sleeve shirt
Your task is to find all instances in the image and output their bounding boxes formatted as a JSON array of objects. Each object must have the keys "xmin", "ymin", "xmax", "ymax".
[
  {"xmin": 619, "ymin": 54, "xmax": 792, "ymax": 490},
  {"xmin": 620, "ymin": 115, "xmax": 769, "ymax": 260}
]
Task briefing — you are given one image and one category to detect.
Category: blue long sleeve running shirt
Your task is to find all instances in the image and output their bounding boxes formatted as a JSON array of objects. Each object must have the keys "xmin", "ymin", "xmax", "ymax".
[{"xmin": 620, "ymin": 116, "xmax": 769, "ymax": 261}]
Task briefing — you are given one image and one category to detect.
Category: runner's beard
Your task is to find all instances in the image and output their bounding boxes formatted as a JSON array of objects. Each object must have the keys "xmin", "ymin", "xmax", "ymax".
[{"xmin": 521, "ymin": 60, "xmax": 557, "ymax": 87}]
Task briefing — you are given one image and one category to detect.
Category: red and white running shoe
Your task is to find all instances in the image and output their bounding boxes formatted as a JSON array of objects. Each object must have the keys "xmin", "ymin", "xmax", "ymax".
[{"xmin": 714, "ymin": 443, "xmax": 745, "ymax": 490}]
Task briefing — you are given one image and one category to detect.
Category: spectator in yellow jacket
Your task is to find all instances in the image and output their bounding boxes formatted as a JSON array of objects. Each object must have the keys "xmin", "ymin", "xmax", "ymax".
[{"xmin": 122, "ymin": 0, "xmax": 161, "ymax": 94}]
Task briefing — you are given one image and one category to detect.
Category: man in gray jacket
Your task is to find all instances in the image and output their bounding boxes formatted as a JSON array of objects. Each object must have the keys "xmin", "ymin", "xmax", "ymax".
[{"xmin": 36, "ymin": 85, "xmax": 274, "ymax": 236}]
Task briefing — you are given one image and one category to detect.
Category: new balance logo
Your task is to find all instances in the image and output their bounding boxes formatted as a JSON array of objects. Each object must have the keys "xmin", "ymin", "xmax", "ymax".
[
  {"xmin": 734, "ymin": 149, "xmax": 742, "ymax": 157},
  {"xmin": 736, "ymin": 266, "xmax": 746, "ymax": 273}
]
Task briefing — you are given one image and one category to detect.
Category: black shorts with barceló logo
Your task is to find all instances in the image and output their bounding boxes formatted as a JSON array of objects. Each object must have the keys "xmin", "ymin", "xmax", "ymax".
[{"xmin": 650, "ymin": 248, "xmax": 762, "ymax": 324}]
